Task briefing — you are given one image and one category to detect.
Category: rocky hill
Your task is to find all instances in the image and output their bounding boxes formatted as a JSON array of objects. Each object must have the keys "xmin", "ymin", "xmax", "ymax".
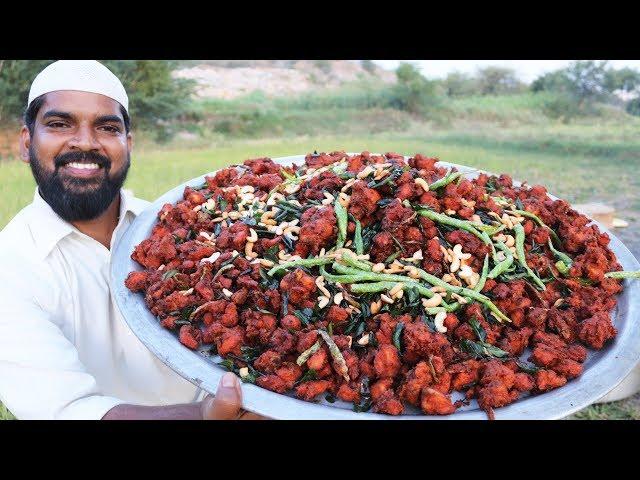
[{"xmin": 174, "ymin": 60, "xmax": 396, "ymax": 99}]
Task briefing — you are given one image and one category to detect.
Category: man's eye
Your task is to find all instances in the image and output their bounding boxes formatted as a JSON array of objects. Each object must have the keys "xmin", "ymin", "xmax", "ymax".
[
  {"xmin": 100, "ymin": 125, "xmax": 120, "ymax": 133},
  {"xmin": 47, "ymin": 122, "xmax": 68, "ymax": 128}
]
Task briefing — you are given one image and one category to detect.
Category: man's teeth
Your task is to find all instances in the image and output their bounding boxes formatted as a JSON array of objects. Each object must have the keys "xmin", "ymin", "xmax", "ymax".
[{"xmin": 67, "ymin": 162, "xmax": 100, "ymax": 170}]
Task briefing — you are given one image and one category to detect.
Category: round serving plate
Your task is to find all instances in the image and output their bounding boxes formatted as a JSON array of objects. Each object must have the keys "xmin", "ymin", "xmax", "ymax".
[{"xmin": 111, "ymin": 154, "xmax": 640, "ymax": 419}]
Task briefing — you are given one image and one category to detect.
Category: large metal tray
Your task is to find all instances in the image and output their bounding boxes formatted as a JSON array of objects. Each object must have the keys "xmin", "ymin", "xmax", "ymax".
[{"xmin": 111, "ymin": 154, "xmax": 640, "ymax": 419}]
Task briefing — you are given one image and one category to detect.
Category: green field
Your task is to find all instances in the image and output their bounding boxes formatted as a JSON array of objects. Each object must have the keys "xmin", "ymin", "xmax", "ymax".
[
  {"xmin": 1, "ymin": 91, "xmax": 639, "ymax": 420},
  {"xmin": 3, "ymin": 125, "xmax": 639, "ymax": 233}
]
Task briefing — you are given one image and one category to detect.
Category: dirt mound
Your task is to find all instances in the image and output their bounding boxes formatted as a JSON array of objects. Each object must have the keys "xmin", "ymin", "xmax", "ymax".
[{"xmin": 174, "ymin": 60, "xmax": 395, "ymax": 99}]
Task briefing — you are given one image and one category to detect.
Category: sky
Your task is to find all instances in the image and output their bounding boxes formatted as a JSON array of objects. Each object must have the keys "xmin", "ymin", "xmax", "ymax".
[{"xmin": 372, "ymin": 60, "xmax": 640, "ymax": 82}]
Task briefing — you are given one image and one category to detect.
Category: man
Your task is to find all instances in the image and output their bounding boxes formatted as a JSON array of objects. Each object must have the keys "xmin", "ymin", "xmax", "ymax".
[{"xmin": 0, "ymin": 60, "xmax": 261, "ymax": 419}]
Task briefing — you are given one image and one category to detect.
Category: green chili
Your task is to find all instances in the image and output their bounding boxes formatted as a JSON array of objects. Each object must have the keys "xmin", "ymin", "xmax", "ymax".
[
  {"xmin": 280, "ymin": 169, "xmax": 297, "ymax": 181},
  {"xmin": 547, "ymin": 239, "xmax": 573, "ymax": 266},
  {"xmin": 349, "ymin": 280, "xmax": 434, "ymax": 298},
  {"xmin": 267, "ymin": 257, "xmax": 333, "ymax": 276},
  {"xmin": 334, "ymin": 199, "xmax": 348, "ymax": 249},
  {"xmin": 317, "ymin": 330, "xmax": 350, "ymax": 381},
  {"xmin": 475, "ymin": 222, "xmax": 506, "ymax": 236},
  {"xmin": 412, "ymin": 206, "xmax": 490, "ymax": 246},
  {"xmin": 474, "ymin": 255, "xmax": 489, "ymax": 292},
  {"xmin": 348, "ymin": 281, "xmax": 398, "ymax": 294},
  {"xmin": 354, "ymin": 219, "xmax": 364, "ymax": 255},
  {"xmin": 487, "ymin": 241, "xmax": 514, "ymax": 279},
  {"xmin": 212, "ymin": 263, "xmax": 235, "ymax": 282},
  {"xmin": 480, "ymin": 230, "xmax": 497, "ymax": 258},
  {"xmin": 330, "ymin": 263, "xmax": 423, "ymax": 286},
  {"xmin": 425, "ymin": 304, "xmax": 462, "ymax": 315},
  {"xmin": 513, "ymin": 209, "xmax": 544, "ymax": 225},
  {"xmin": 555, "ymin": 260, "xmax": 570, "ymax": 276},
  {"xmin": 320, "ymin": 266, "xmax": 372, "ymax": 285},
  {"xmin": 323, "ymin": 262, "xmax": 507, "ymax": 320},
  {"xmin": 604, "ymin": 271, "xmax": 640, "ymax": 279},
  {"xmin": 514, "ymin": 223, "xmax": 546, "ymax": 290},
  {"xmin": 429, "ymin": 171, "xmax": 463, "ymax": 191},
  {"xmin": 384, "ymin": 250, "xmax": 402, "ymax": 264},
  {"xmin": 411, "ymin": 266, "xmax": 510, "ymax": 323},
  {"xmin": 340, "ymin": 252, "xmax": 372, "ymax": 271},
  {"xmin": 513, "ymin": 209, "xmax": 561, "ymax": 245},
  {"xmin": 296, "ymin": 340, "xmax": 321, "ymax": 366}
]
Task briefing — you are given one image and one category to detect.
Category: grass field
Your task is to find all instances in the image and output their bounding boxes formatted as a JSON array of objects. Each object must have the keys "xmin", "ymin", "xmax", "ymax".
[
  {"xmin": 3, "ymin": 128, "xmax": 639, "ymax": 232},
  {"xmin": 1, "ymin": 91, "xmax": 639, "ymax": 420}
]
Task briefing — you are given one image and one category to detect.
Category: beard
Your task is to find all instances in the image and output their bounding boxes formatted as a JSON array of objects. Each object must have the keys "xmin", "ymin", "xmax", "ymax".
[{"xmin": 29, "ymin": 146, "xmax": 131, "ymax": 222}]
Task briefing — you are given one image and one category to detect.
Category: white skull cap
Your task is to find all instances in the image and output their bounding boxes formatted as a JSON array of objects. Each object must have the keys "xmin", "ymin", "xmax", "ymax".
[{"xmin": 28, "ymin": 60, "xmax": 129, "ymax": 112}]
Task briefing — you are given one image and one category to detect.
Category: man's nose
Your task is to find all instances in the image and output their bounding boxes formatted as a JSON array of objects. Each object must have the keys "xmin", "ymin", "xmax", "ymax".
[{"xmin": 67, "ymin": 124, "xmax": 101, "ymax": 151}]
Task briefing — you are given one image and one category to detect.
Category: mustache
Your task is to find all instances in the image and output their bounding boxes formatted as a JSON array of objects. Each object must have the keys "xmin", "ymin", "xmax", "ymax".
[{"xmin": 54, "ymin": 151, "xmax": 111, "ymax": 170}]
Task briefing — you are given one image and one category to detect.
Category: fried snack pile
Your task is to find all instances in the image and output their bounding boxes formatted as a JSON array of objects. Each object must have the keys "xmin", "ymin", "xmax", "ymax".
[{"xmin": 125, "ymin": 151, "xmax": 626, "ymax": 418}]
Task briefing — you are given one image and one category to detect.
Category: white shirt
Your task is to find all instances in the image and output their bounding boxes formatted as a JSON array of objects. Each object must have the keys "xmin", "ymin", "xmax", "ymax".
[{"xmin": 0, "ymin": 188, "xmax": 204, "ymax": 419}]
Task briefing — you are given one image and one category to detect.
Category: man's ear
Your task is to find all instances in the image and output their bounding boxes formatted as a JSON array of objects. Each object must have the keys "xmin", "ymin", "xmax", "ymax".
[
  {"xmin": 127, "ymin": 131, "xmax": 133, "ymax": 154},
  {"xmin": 19, "ymin": 126, "xmax": 31, "ymax": 164}
]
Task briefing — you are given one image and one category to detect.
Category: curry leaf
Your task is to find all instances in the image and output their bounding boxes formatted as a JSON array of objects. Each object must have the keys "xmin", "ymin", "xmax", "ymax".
[
  {"xmin": 459, "ymin": 339, "xmax": 508, "ymax": 359},
  {"xmin": 516, "ymin": 360, "xmax": 540, "ymax": 375},
  {"xmin": 468, "ymin": 316, "xmax": 487, "ymax": 342},
  {"xmin": 353, "ymin": 377, "xmax": 373, "ymax": 413},
  {"xmin": 294, "ymin": 308, "xmax": 314, "ymax": 326},
  {"xmin": 393, "ymin": 322, "xmax": 405, "ymax": 353}
]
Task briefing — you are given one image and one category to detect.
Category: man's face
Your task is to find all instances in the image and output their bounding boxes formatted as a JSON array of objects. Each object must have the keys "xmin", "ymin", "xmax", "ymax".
[{"xmin": 20, "ymin": 90, "xmax": 133, "ymax": 222}]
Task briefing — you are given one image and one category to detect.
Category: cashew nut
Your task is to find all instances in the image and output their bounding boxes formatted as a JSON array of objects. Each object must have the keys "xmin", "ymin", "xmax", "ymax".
[
  {"xmin": 434, "ymin": 311, "xmax": 448, "ymax": 333},
  {"xmin": 422, "ymin": 294, "xmax": 443, "ymax": 308}
]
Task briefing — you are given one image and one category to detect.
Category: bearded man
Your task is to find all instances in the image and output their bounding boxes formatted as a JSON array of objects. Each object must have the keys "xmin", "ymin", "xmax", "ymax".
[{"xmin": 0, "ymin": 60, "xmax": 261, "ymax": 420}]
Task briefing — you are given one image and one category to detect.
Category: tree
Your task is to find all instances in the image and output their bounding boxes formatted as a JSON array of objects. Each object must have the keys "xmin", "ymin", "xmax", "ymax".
[
  {"xmin": 0, "ymin": 60, "xmax": 195, "ymax": 137},
  {"xmin": 562, "ymin": 61, "xmax": 610, "ymax": 105},
  {"xmin": 530, "ymin": 61, "xmax": 625, "ymax": 105},
  {"xmin": 390, "ymin": 63, "xmax": 442, "ymax": 116},
  {"xmin": 626, "ymin": 97, "xmax": 640, "ymax": 116},
  {"xmin": 604, "ymin": 67, "xmax": 640, "ymax": 93},
  {"xmin": 441, "ymin": 71, "xmax": 478, "ymax": 97},
  {"xmin": 529, "ymin": 61, "xmax": 640, "ymax": 119},
  {"xmin": 100, "ymin": 61, "xmax": 195, "ymax": 132},
  {"xmin": 531, "ymin": 70, "xmax": 569, "ymax": 93},
  {"xmin": 0, "ymin": 60, "xmax": 52, "ymax": 123},
  {"xmin": 475, "ymin": 67, "xmax": 525, "ymax": 95}
]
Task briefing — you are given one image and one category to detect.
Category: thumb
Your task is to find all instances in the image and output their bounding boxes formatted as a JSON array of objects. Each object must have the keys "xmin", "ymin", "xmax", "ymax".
[{"xmin": 201, "ymin": 372, "xmax": 243, "ymax": 420}]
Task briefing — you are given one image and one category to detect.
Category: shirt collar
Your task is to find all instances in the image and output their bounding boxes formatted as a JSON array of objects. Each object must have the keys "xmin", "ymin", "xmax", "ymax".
[{"xmin": 30, "ymin": 187, "xmax": 147, "ymax": 259}]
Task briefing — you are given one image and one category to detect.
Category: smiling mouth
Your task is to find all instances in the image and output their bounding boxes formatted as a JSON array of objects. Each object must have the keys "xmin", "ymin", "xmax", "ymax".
[
  {"xmin": 59, "ymin": 161, "xmax": 107, "ymax": 178},
  {"xmin": 64, "ymin": 162, "xmax": 102, "ymax": 170}
]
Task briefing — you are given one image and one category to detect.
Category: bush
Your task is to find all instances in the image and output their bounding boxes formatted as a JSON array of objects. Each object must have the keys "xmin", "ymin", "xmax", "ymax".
[
  {"xmin": 541, "ymin": 93, "xmax": 584, "ymax": 122},
  {"xmin": 389, "ymin": 63, "xmax": 443, "ymax": 117},
  {"xmin": 626, "ymin": 97, "xmax": 640, "ymax": 116},
  {"xmin": 531, "ymin": 61, "xmax": 640, "ymax": 119},
  {"xmin": 605, "ymin": 67, "xmax": 640, "ymax": 93},
  {"xmin": 0, "ymin": 60, "xmax": 52, "ymax": 123},
  {"xmin": 475, "ymin": 67, "xmax": 526, "ymax": 95},
  {"xmin": 101, "ymin": 60, "xmax": 195, "ymax": 132},
  {"xmin": 441, "ymin": 71, "xmax": 479, "ymax": 97},
  {"xmin": 272, "ymin": 80, "xmax": 397, "ymax": 111},
  {"xmin": 0, "ymin": 60, "xmax": 195, "ymax": 137},
  {"xmin": 531, "ymin": 71, "xmax": 566, "ymax": 93}
]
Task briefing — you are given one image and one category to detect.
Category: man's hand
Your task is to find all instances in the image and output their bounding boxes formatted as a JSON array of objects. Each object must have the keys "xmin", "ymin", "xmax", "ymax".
[
  {"xmin": 102, "ymin": 372, "xmax": 266, "ymax": 420},
  {"xmin": 200, "ymin": 372, "xmax": 266, "ymax": 420}
]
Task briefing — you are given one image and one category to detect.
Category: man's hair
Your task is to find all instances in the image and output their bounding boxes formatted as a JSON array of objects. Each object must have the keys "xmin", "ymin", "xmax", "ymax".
[{"xmin": 23, "ymin": 94, "xmax": 131, "ymax": 136}]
